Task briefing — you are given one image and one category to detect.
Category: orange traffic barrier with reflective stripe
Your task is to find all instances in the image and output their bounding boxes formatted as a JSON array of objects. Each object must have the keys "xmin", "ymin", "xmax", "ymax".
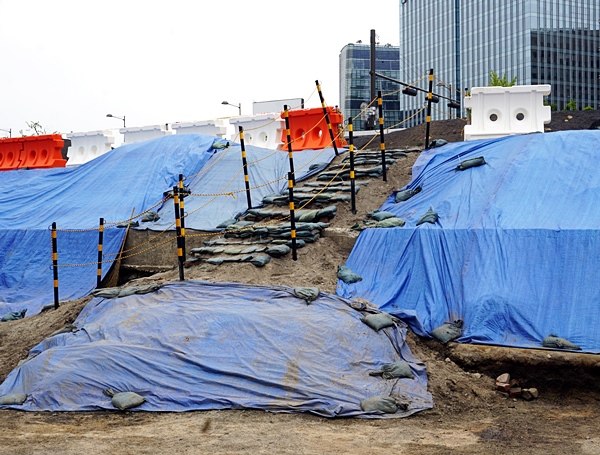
[
  {"xmin": 280, "ymin": 107, "xmax": 346, "ymax": 151},
  {"xmin": 0, "ymin": 134, "xmax": 67, "ymax": 171}
]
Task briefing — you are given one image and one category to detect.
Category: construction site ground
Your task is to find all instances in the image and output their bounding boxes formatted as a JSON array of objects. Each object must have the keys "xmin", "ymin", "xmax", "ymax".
[{"xmin": 1, "ymin": 112, "xmax": 600, "ymax": 454}]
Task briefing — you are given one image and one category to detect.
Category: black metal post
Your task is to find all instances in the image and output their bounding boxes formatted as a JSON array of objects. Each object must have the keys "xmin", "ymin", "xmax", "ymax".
[
  {"xmin": 51, "ymin": 222, "xmax": 59, "ymax": 309},
  {"xmin": 97, "ymin": 217, "xmax": 104, "ymax": 288},
  {"xmin": 315, "ymin": 81, "xmax": 340, "ymax": 156},
  {"xmin": 425, "ymin": 68, "xmax": 434, "ymax": 149},
  {"xmin": 288, "ymin": 172, "xmax": 297, "ymax": 261},
  {"xmin": 377, "ymin": 90, "xmax": 387, "ymax": 182},
  {"xmin": 173, "ymin": 186, "xmax": 184, "ymax": 281},
  {"xmin": 348, "ymin": 119, "xmax": 357, "ymax": 215},
  {"xmin": 238, "ymin": 127, "xmax": 253, "ymax": 209},
  {"xmin": 283, "ymin": 105, "xmax": 296, "ymax": 184}
]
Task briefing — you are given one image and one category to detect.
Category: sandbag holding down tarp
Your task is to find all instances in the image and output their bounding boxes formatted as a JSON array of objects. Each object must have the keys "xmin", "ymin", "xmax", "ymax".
[{"xmin": 0, "ymin": 280, "xmax": 432, "ymax": 417}]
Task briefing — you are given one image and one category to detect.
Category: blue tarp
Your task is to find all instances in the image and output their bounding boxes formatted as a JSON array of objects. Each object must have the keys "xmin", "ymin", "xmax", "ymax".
[
  {"xmin": 338, "ymin": 130, "xmax": 600, "ymax": 353},
  {"xmin": 0, "ymin": 281, "xmax": 432, "ymax": 417},
  {"xmin": 0, "ymin": 134, "xmax": 336, "ymax": 317}
]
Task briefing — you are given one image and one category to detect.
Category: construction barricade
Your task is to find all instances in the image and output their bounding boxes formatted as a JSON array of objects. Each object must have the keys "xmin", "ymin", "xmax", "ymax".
[
  {"xmin": 0, "ymin": 135, "xmax": 67, "ymax": 171},
  {"xmin": 171, "ymin": 119, "xmax": 229, "ymax": 138},
  {"xmin": 464, "ymin": 85, "xmax": 551, "ymax": 141},
  {"xmin": 229, "ymin": 113, "xmax": 285, "ymax": 150},
  {"xmin": 66, "ymin": 130, "xmax": 117, "ymax": 167},
  {"xmin": 282, "ymin": 107, "xmax": 345, "ymax": 151},
  {"xmin": 120, "ymin": 124, "xmax": 174, "ymax": 145}
]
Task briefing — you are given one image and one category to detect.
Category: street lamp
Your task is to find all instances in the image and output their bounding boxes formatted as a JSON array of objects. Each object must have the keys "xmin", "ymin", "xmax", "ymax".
[
  {"xmin": 221, "ymin": 101, "xmax": 241, "ymax": 116},
  {"xmin": 106, "ymin": 114, "xmax": 126, "ymax": 128},
  {"xmin": 0, "ymin": 128, "xmax": 11, "ymax": 138}
]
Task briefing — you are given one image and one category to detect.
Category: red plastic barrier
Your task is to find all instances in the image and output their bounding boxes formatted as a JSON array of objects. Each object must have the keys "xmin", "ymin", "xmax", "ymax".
[
  {"xmin": 0, "ymin": 135, "xmax": 67, "ymax": 171},
  {"xmin": 280, "ymin": 107, "xmax": 346, "ymax": 151},
  {"xmin": 0, "ymin": 138, "xmax": 24, "ymax": 170}
]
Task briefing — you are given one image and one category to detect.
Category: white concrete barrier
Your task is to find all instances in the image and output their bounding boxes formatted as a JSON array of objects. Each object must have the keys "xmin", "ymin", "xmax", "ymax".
[
  {"xmin": 171, "ymin": 119, "xmax": 228, "ymax": 137},
  {"xmin": 464, "ymin": 85, "xmax": 551, "ymax": 141},
  {"xmin": 120, "ymin": 124, "xmax": 174, "ymax": 144},
  {"xmin": 66, "ymin": 130, "xmax": 116, "ymax": 167},
  {"xmin": 228, "ymin": 113, "xmax": 285, "ymax": 150}
]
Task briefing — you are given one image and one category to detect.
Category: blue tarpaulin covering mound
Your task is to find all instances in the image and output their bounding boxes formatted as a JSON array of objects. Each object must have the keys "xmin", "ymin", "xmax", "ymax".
[
  {"xmin": 0, "ymin": 281, "xmax": 432, "ymax": 417},
  {"xmin": 338, "ymin": 130, "xmax": 600, "ymax": 353},
  {"xmin": 0, "ymin": 135, "xmax": 336, "ymax": 317}
]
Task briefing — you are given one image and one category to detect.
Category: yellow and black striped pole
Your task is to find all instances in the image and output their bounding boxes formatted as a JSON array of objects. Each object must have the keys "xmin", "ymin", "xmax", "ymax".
[
  {"xmin": 51, "ymin": 222, "xmax": 59, "ymax": 309},
  {"xmin": 425, "ymin": 68, "xmax": 434, "ymax": 149},
  {"xmin": 97, "ymin": 217, "xmax": 104, "ymax": 288},
  {"xmin": 178, "ymin": 174, "xmax": 187, "ymax": 260},
  {"xmin": 283, "ymin": 105, "xmax": 296, "ymax": 184},
  {"xmin": 377, "ymin": 90, "xmax": 387, "ymax": 182},
  {"xmin": 288, "ymin": 172, "xmax": 297, "ymax": 261},
  {"xmin": 238, "ymin": 126, "xmax": 253, "ymax": 209},
  {"xmin": 315, "ymin": 80, "xmax": 339, "ymax": 156},
  {"xmin": 172, "ymin": 186, "xmax": 184, "ymax": 281},
  {"xmin": 348, "ymin": 119, "xmax": 357, "ymax": 215}
]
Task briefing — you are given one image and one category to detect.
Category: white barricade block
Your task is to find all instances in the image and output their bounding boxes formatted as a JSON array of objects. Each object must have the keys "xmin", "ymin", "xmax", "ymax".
[
  {"xmin": 228, "ymin": 113, "xmax": 285, "ymax": 150},
  {"xmin": 171, "ymin": 119, "xmax": 228, "ymax": 137},
  {"xmin": 66, "ymin": 130, "xmax": 116, "ymax": 167},
  {"xmin": 120, "ymin": 124, "xmax": 174, "ymax": 144},
  {"xmin": 464, "ymin": 85, "xmax": 551, "ymax": 141}
]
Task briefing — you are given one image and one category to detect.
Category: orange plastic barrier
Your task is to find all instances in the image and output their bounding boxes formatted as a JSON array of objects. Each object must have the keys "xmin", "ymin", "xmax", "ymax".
[
  {"xmin": 280, "ymin": 107, "xmax": 346, "ymax": 151},
  {"xmin": 0, "ymin": 135, "xmax": 67, "ymax": 171},
  {"xmin": 0, "ymin": 138, "xmax": 24, "ymax": 170}
]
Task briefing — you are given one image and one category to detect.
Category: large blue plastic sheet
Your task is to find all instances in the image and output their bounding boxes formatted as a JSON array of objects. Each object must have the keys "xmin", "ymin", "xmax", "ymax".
[
  {"xmin": 0, "ymin": 281, "xmax": 432, "ymax": 417},
  {"xmin": 338, "ymin": 130, "xmax": 600, "ymax": 353},
  {"xmin": 0, "ymin": 135, "xmax": 336, "ymax": 317}
]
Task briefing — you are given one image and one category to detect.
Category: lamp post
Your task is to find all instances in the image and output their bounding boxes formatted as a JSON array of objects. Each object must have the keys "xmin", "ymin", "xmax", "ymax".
[
  {"xmin": 0, "ymin": 128, "xmax": 11, "ymax": 138},
  {"xmin": 106, "ymin": 114, "xmax": 126, "ymax": 128},
  {"xmin": 221, "ymin": 101, "xmax": 241, "ymax": 116}
]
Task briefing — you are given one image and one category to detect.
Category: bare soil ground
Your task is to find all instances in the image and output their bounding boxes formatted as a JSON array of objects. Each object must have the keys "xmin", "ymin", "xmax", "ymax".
[{"xmin": 1, "ymin": 113, "xmax": 600, "ymax": 454}]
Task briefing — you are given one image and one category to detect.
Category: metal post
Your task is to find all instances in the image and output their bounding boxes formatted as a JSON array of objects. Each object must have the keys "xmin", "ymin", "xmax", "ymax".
[
  {"xmin": 172, "ymin": 186, "xmax": 184, "ymax": 281},
  {"xmin": 178, "ymin": 174, "xmax": 187, "ymax": 260},
  {"xmin": 315, "ymin": 81, "xmax": 340, "ymax": 156},
  {"xmin": 370, "ymin": 29, "xmax": 376, "ymax": 105},
  {"xmin": 51, "ymin": 222, "xmax": 59, "ymax": 309},
  {"xmin": 283, "ymin": 106, "xmax": 296, "ymax": 183},
  {"xmin": 425, "ymin": 68, "xmax": 434, "ymax": 149},
  {"xmin": 348, "ymin": 119, "xmax": 357, "ymax": 215},
  {"xmin": 288, "ymin": 172, "xmax": 297, "ymax": 261},
  {"xmin": 97, "ymin": 218, "xmax": 104, "ymax": 288},
  {"xmin": 377, "ymin": 90, "xmax": 387, "ymax": 182},
  {"xmin": 238, "ymin": 127, "xmax": 253, "ymax": 209}
]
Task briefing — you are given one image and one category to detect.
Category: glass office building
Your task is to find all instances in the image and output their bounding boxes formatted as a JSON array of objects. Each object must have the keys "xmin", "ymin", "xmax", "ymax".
[
  {"xmin": 399, "ymin": 0, "xmax": 600, "ymax": 126},
  {"xmin": 339, "ymin": 43, "xmax": 402, "ymax": 131}
]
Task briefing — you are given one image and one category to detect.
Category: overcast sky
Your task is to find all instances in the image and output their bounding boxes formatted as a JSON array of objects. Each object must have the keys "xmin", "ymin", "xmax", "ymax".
[{"xmin": 0, "ymin": 0, "xmax": 400, "ymax": 136}]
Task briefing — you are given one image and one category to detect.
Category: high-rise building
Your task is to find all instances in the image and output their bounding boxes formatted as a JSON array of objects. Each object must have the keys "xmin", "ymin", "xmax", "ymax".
[
  {"xmin": 339, "ymin": 43, "xmax": 402, "ymax": 131},
  {"xmin": 399, "ymin": 0, "xmax": 600, "ymax": 126}
]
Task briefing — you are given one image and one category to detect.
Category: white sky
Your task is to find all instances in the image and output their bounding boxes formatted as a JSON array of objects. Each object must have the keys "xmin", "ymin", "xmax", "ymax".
[{"xmin": 0, "ymin": 0, "xmax": 399, "ymax": 136}]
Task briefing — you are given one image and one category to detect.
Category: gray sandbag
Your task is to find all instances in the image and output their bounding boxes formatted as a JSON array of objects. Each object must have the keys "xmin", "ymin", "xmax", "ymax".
[
  {"xmin": 266, "ymin": 244, "xmax": 291, "ymax": 257},
  {"xmin": 117, "ymin": 220, "xmax": 139, "ymax": 228},
  {"xmin": 104, "ymin": 389, "xmax": 145, "ymax": 410},
  {"xmin": 294, "ymin": 287, "xmax": 320, "ymax": 303},
  {"xmin": 216, "ymin": 218, "xmax": 237, "ymax": 229},
  {"xmin": 298, "ymin": 209, "xmax": 320, "ymax": 222},
  {"xmin": 542, "ymin": 334, "xmax": 582, "ymax": 350},
  {"xmin": 376, "ymin": 217, "xmax": 405, "ymax": 228},
  {"xmin": 361, "ymin": 313, "xmax": 395, "ymax": 332},
  {"xmin": 369, "ymin": 361, "xmax": 414, "ymax": 379},
  {"xmin": 429, "ymin": 139, "xmax": 448, "ymax": 148},
  {"xmin": 0, "ymin": 393, "xmax": 27, "ymax": 405},
  {"xmin": 360, "ymin": 396, "xmax": 398, "ymax": 414},
  {"xmin": 316, "ymin": 205, "xmax": 337, "ymax": 219},
  {"xmin": 337, "ymin": 265, "xmax": 362, "ymax": 284},
  {"xmin": 395, "ymin": 186, "xmax": 422, "ymax": 203},
  {"xmin": 211, "ymin": 139, "xmax": 230, "ymax": 149},
  {"xmin": 249, "ymin": 255, "xmax": 271, "ymax": 267},
  {"xmin": 456, "ymin": 156, "xmax": 486, "ymax": 171},
  {"xmin": 205, "ymin": 257, "xmax": 224, "ymax": 265},
  {"xmin": 140, "ymin": 211, "xmax": 160, "ymax": 222},
  {"xmin": 91, "ymin": 288, "xmax": 121, "ymax": 298},
  {"xmin": 430, "ymin": 320, "xmax": 463, "ymax": 344},
  {"xmin": 368, "ymin": 210, "xmax": 396, "ymax": 222},
  {"xmin": 416, "ymin": 207, "xmax": 438, "ymax": 226},
  {"xmin": 1, "ymin": 309, "xmax": 27, "ymax": 322}
]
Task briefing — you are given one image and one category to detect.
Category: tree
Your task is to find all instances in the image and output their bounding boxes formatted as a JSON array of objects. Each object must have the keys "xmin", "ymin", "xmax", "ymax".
[
  {"xmin": 489, "ymin": 70, "xmax": 517, "ymax": 87},
  {"xmin": 19, "ymin": 121, "xmax": 48, "ymax": 136}
]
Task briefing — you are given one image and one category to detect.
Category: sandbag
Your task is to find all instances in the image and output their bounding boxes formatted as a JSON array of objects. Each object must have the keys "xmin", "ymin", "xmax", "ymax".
[
  {"xmin": 360, "ymin": 396, "xmax": 398, "ymax": 414},
  {"xmin": 375, "ymin": 217, "xmax": 405, "ymax": 228},
  {"xmin": 542, "ymin": 335, "xmax": 582, "ymax": 350},
  {"xmin": 216, "ymin": 219, "xmax": 237, "ymax": 229},
  {"xmin": 117, "ymin": 220, "xmax": 139, "ymax": 228},
  {"xmin": 456, "ymin": 156, "xmax": 486, "ymax": 171},
  {"xmin": 104, "ymin": 389, "xmax": 146, "ymax": 411},
  {"xmin": 416, "ymin": 207, "xmax": 438, "ymax": 226},
  {"xmin": 0, "ymin": 393, "xmax": 27, "ymax": 405},
  {"xmin": 249, "ymin": 255, "xmax": 271, "ymax": 267},
  {"xmin": 266, "ymin": 245, "xmax": 291, "ymax": 258},
  {"xmin": 374, "ymin": 361, "xmax": 414, "ymax": 379},
  {"xmin": 431, "ymin": 320, "xmax": 463, "ymax": 344},
  {"xmin": 337, "ymin": 265, "xmax": 362, "ymax": 284},
  {"xmin": 361, "ymin": 313, "xmax": 395, "ymax": 332},
  {"xmin": 294, "ymin": 287, "xmax": 320, "ymax": 303},
  {"xmin": 395, "ymin": 186, "xmax": 421, "ymax": 203},
  {"xmin": 429, "ymin": 139, "xmax": 448, "ymax": 148},
  {"xmin": 368, "ymin": 210, "xmax": 396, "ymax": 222},
  {"xmin": 140, "ymin": 211, "xmax": 160, "ymax": 222},
  {"xmin": 1, "ymin": 309, "xmax": 27, "ymax": 322}
]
